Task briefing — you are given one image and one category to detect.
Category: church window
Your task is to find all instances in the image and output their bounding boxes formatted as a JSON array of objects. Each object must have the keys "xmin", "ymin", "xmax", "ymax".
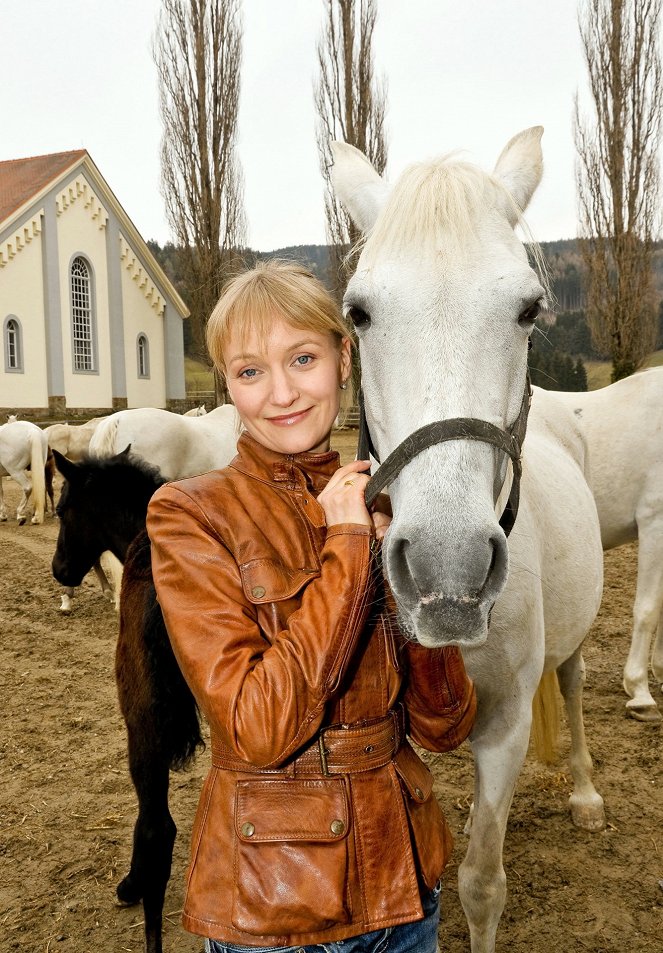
[
  {"xmin": 137, "ymin": 333, "xmax": 150, "ymax": 378},
  {"xmin": 70, "ymin": 256, "xmax": 96, "ymax": 372},
  {"xmin": 4, "ymin": 316, "xmax": 23, "ymax": 372}
]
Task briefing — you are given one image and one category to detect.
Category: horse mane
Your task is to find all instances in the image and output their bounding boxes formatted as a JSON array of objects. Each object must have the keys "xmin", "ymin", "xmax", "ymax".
[{"xmin": 360, "ymin": 156, "xmax": 549, "ymax": 293}]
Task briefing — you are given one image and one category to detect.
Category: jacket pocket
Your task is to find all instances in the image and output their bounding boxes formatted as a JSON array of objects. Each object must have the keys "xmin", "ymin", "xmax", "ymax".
[
  {"xmin": 239, "ymin": 558, "xmax": 319, "ymax": 604},
  {"xmin": 393, "ymin": 743, "xmax": 453, "ymax": 889},
  {"xmin": 231, "ymin": 778, "xmax": 351, "ymax": 936}
]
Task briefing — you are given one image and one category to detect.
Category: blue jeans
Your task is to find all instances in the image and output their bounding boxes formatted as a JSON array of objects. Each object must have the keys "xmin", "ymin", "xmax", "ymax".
[{"xmin": 205, "ymin": 881, "xmax": 441, "ymax": 953}]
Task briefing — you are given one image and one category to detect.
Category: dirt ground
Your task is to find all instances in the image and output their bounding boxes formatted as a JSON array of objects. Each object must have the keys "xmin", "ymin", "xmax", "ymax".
[{"xmin": 1, "ymin": 431, "xmax": 661, "ymax": 953}]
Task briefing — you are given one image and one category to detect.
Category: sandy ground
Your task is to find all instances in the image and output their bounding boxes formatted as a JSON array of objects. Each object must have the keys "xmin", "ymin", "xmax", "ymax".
[{"xmin": 0, "ymin": 431, "xmax": 661, "ymax": 952}]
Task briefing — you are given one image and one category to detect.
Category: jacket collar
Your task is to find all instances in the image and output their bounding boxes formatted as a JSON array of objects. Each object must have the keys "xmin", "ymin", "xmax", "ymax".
[{"xmin": 230, "ymin": 432, "xmax": 340, "ymax": 495}]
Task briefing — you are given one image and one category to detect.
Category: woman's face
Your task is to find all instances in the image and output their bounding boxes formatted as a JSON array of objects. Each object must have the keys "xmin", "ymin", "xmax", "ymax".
[{"xmin": 224, "ymin": 315, "xmax": 352, "ymax": 455}]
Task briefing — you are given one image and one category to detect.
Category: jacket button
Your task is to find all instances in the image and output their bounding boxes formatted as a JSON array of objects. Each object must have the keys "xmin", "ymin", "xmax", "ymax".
[
  {"xmin": 330, "ymin": 819, "xmax": 345, "ymax": 836},
  {"xmin": 241, "ymin": 821, "xmax": 255, "ymax": 837},
  {"xmin": 251, "ymin": 586, "xmax": 266, "ymax": 599},
  {"xmin": 414, "ymin": 787, "xmax": 425, "ymax": 800}
]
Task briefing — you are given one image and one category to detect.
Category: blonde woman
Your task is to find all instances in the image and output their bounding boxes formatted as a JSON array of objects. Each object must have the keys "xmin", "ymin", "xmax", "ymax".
[{"xmin": 147, "ymin": 260, "xmax": 476, "ymax": 952}]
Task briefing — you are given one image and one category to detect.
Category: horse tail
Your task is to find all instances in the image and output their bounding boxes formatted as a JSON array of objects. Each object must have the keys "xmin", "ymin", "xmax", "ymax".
[
  {"xmin": 89, "ymin": 416, "xmax": 119, "ymax": 458},
  {"xmin": 530, "ymin": 670, "xmax": 561, "ymax": 765},
  {"xmin": 117, "ymin": 531, "xmax": 203, "ymax": 773},
  {"xmin": 29, "ymin": 429, "xmax": 46, "ymax": 523}
]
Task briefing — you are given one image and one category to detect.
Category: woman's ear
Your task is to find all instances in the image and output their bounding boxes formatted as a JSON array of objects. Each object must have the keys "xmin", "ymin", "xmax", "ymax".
[{"xmin": 339, "ymin": 336, "xmax": 352, "ymax": 386}]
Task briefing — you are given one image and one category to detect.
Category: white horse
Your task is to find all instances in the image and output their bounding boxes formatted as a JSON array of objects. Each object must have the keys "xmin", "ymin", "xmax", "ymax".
[
  {"xmin": 44, "ymin": 417, "xmax": 106, "ymax": 461},
  {"xmin": 88, "ymin": 404, "xmax": 239, "ymax": 480},
  {"xmin": 0, "ymin": 419, "xmax": 48, "ymax": 525},
  {"xmin": 331, "ymin": 128, "xmax": 605, "ymax": 952},
  {"xmin": 182, "ymin": 403, "xmax": 207, "ymax": 416},
  {"xmin": 553, "ymin": 368, "xmax": 663, "ymax": 722}
]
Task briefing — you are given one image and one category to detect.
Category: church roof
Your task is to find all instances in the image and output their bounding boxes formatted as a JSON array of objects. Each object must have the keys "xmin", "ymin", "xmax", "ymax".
[{"xmin": 0, "ymin": 150, "xmax": 87, "ymax": 224}]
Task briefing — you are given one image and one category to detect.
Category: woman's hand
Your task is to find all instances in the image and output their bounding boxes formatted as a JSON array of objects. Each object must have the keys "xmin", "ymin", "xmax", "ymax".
[
  {"xmin": 371, "ymin": 492, "xmax": 393, "ymax": 541},
  {"xmin": 318, "ymin": 460, "xmax": 372, "ymax": 528}
]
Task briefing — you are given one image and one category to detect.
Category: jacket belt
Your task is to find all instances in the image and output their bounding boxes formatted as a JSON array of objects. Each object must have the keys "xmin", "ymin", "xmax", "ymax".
[{"xmin": 211, "ymin": 706, "xmax": 406, "ymax": 777}]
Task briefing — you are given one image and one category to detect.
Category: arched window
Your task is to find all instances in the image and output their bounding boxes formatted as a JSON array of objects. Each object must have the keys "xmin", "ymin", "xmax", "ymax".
[
  {"xmin": 4, "ymin": 316, "xmax": 23, "ymax": 373},
  {"xmin": 137, "ymin": 333, "xmax": 150, "ymax": 378},
  {"xmin": 70, "ymin": 256, "xmax": 96, "ymax": 372}
]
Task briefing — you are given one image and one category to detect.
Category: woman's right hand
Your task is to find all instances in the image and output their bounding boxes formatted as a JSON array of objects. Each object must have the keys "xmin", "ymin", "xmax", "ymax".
[{"xmin": 317, "ymin": 460, "xmax": 372, "ymax": 528}]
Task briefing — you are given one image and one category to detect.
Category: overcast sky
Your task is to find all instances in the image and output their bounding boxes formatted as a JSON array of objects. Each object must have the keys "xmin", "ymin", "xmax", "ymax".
[{"xmin": 4, "ymin": 0, "xmax": 591, "ymax": 251}]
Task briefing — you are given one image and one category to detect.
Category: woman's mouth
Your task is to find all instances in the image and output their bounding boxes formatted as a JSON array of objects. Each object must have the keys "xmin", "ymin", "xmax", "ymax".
[{"xmin": 267, "ymin": 407, "xmax": 313, "ymax": 426}]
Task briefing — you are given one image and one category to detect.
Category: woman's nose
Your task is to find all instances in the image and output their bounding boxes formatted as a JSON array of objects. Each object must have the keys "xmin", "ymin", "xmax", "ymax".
[{"xmin": 271, "ymin": 371, "xmax": 299, "ymax": 406}]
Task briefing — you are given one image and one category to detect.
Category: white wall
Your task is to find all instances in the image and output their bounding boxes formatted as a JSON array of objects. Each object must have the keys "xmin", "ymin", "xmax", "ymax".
[{"xmin": 0, "ymin": 231, "xmax": 49, "ymax": 407}]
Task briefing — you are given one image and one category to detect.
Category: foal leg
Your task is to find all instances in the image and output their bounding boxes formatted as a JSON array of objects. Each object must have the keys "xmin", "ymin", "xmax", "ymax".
[
  {"xmin": 0, "ymin": 477, "xmax": 6, "ymax": 521},
  {"xmin": 622, "ymin": 531, "xmax": 663, "ymax": 722},
  {"xmin": 556, "ymin": 647, "xmax": 605, "ymax": 829},
  {"xmin": 117, "ymin": 729, "xmax": 176, "ymax": 953},
  {"xmin": 92, "ymin": 560, "xmax": 115, "ymax": 605}
]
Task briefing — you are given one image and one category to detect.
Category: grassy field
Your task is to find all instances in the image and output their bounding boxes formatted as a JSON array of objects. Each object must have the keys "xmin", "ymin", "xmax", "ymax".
[
  {"xmin": 185, "ymin": 356, "xmax": 214, "ymax": 393},
  {"xmin": 585, "ymin": 348, "xmax": 663, "ymax": 389}
]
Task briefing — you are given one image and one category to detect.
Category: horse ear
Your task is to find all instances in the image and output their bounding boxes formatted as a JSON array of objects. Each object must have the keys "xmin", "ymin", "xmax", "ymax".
[
  {"xmin": 492, "ymin": 126, "xmax": 544, "ymax": 222},
  {"xmin": 330, "ymin": 141, "xmax": 389, "ymax": 234},
  {"xmin": 52, "ymin": 448, "xmax": 79, "ymax": 482},
  {"xmin": 115, "ymin": 444, "xmax": 132, "ymax": 460}
]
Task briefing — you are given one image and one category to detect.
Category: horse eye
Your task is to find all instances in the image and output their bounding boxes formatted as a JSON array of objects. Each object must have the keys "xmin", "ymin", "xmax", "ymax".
[
  {"xmin": 346, "ymin": 305, "xmax": 371, "ymax": 329},
  {"xmin": 518, "ymin": 299, "xmax": 542, "ymax": 327}
]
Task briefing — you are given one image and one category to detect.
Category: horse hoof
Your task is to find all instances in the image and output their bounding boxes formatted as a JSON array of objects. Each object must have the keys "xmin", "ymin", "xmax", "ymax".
[
  {"xmin": 570, "ymin": 793, "xmax": 605, "ymax": 831},
  {"xmin": 116, "ymin": 875, "xmax": 142, "ymax": 906},
  {"xmin": 17, "ymin": 517, "xmax": 26, "ymax": 526},
  {"xmin": 626, "ymin": 704, "xmax": 662, "ymax": 724}
]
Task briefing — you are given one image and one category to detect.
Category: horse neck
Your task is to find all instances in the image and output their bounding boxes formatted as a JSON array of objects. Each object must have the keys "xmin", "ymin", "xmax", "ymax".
[{"xmin": 101, "ymin": 483, "xmax": 159, "ymax": 562}]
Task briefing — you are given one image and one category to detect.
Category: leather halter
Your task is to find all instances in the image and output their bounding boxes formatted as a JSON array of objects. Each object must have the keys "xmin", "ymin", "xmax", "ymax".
[{"xmin": 361, "ymin": 372, "xmax": 532, "ymax": 537}]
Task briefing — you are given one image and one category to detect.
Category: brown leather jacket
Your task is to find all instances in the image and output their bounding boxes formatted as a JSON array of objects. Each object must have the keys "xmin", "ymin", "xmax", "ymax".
[{"xmin": 147, "ymin": 432, "xmax": 476, "ymax": 946}]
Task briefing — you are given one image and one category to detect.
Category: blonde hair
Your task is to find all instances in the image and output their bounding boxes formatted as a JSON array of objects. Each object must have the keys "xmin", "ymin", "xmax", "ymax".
[{"xmin": 206, "ymin": 259, "xmax": 351, "ymax": 373}]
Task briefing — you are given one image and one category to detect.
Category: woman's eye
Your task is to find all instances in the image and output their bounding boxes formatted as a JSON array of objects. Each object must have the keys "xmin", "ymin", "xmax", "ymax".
[
  {"xmin": 239, "ymin": 367, "xmax": 258, "ymax": 379},
  {"xmin": 346, "ymin": 305, "xmax": 371, "ymax": 329},
  {"xmin": 294, "ymin": 354, "xmax": 313, "ymax": 366},
  {"xmin": 518, "ymin": 299, "xmax": 542, "ymax": 327}
]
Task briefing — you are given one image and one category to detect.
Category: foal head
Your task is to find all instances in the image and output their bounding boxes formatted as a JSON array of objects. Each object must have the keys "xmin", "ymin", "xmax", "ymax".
[
  {"xmin": 51, "ymin": 447, "xmax": 165, "ymax": 587},
  {"xmin": 332, "ymin": 128, "xmax": 546, "ymax": 647}
]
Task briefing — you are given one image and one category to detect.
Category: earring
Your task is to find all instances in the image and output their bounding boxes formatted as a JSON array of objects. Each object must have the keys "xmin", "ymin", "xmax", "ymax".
[{"xmin": 340, "ymin": 381, "xmax": 348, "ymax": 390}]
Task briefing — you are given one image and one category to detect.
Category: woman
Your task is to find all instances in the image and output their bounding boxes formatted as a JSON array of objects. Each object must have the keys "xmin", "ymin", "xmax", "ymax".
[{"xmin": 147, "ymin": 260, "xmax": 477, "ymax": 953}]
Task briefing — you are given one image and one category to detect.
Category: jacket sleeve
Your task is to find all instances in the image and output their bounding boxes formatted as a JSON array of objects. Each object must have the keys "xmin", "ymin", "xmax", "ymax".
[
  {"xmin": 403, "ymin": 642, "xmax": 477, "ymax": 752},
  {"xmin": 146, "ymin": 483, "xmax": 376, "ymax": 769}
]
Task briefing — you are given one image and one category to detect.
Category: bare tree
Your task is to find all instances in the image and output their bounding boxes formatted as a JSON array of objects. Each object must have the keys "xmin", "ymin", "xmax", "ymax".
[
  {"xmin": 154, "ymin": 0, "xmax": 245, "ymax": 403},
  {"xmin": 574, "ymin": 0, "xmax": 662, "ymax": 381},
  {"xmin": 315, "ymin": 0, "xmax": 387, "ymax": 294}
]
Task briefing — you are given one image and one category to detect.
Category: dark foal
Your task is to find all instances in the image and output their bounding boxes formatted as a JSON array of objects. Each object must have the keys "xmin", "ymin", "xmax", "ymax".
[{"xmin": 51, "ymin": 449, "xmax": 203, "ymax": 953}]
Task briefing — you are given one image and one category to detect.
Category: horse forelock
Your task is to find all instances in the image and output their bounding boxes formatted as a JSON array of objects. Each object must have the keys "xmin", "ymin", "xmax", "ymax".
[{"xmin": 360, "ymin": 155, "xmax": 522, "ymax": 265}]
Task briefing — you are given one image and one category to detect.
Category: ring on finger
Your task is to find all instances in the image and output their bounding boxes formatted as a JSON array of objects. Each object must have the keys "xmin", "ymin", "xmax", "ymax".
[{"xmin": 344, "ymin": 480, "xmax": 355, "ymax": 487}]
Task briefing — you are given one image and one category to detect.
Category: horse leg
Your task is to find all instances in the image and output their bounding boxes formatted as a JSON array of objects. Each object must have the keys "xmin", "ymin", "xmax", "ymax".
[
  {"xmin": 59, "ymin": 587, "xmax": 74, "ymax": 614},
  {"xmin": 652, "ymin": 614, "xmax": 663, "ymax": 694},
  {"xmin": 92, "ymin": 560, "xmax": 115, "ymax": 604},
  {"xmin": 10, "ymin": 468, "xmax": 32, "ymax": 525},
  {"xmin": 622, "ymin": 531, "xmax": 663, "ymax": 722},
  {"xmin": 118, "ymin": 727, "xmax": 176, "ymax": 953},
  {"xmin": 0, "ymin": 477, "xmax": 6, "ymax": 521},
  {"xmin": 556, "ymin": 647, "xmax": 605, "ymax": 828},
  {"xmin": 458, "ymin": 693, "xmax": 533, "ymax": 953}
]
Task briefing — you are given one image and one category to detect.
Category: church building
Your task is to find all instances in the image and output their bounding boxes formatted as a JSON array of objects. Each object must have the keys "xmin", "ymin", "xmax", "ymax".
[{"xmin": 0, "ymin": 150, "xmax": 189, "ymax": 417}]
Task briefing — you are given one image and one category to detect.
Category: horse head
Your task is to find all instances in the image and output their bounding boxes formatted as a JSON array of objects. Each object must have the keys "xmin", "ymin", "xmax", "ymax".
[
  {"xmin": 51, "ymin": 446, "xmax": 164, "ymax": 587},
  {"xmin": 331, "ymin": 128, "xmax": 545, "ymax": 647}
]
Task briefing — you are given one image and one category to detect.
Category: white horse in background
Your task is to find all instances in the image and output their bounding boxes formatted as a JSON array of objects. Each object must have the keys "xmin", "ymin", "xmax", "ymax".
[
  {"xmin": 553, "ymin": 368, "xmax": 663, "ymax": 722},
  {"xmin": 0, "ymin": 419, "xmax": 48, "ymax": 525},
  {"xmin": 331, "ymin": 128, "xmax": 605, "ymax": 952},
  {"xmin": 44, "ymin": 416, "xmax": 107, "ymax": 462},
  {"xmin": 88, "ymin": 404, "xmax": 240, "ymax": 480},
  {"xmin": 182, "ymin": 403, "xmax": 207, "ymax": 416}
]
